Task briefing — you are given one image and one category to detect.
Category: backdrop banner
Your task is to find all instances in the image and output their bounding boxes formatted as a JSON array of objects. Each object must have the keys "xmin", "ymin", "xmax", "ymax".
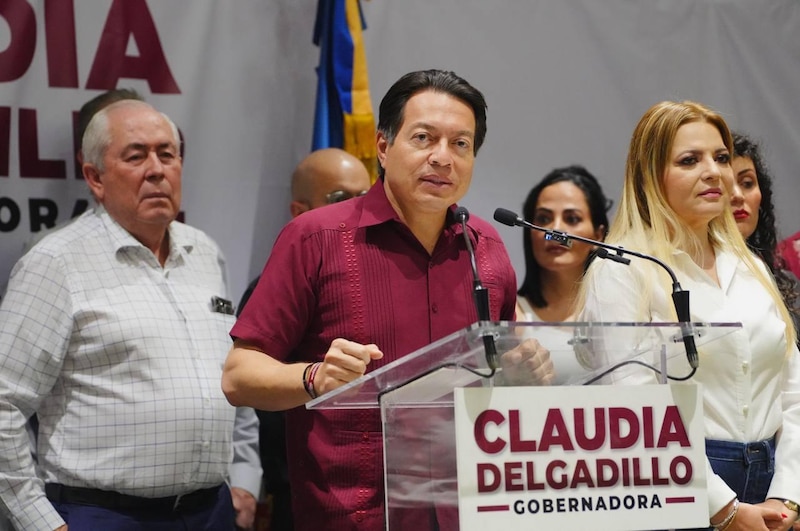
[
  {"xmin": 3, "ymin": 0, "xmax": 800, "ymax": 303},
  {"xmin": 0, "ymin": 0, "xmax": 318, "ymax": 301}
]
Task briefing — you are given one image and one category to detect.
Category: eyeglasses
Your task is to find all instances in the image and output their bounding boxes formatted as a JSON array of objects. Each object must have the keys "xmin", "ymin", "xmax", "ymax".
[{"xmin": 325, "ymin": 189, "xmax": 368, "ymax": 204}]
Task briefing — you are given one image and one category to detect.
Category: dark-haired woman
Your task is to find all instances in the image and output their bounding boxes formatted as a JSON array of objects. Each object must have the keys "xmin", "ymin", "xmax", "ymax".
[
  {"xmin": 515, "ymin": 165, "xmax": 611, "ymax": 322},
  {"xmin": 515, "ymin": 165, "xmax": 611, "ymax": 384},
  {"xmin": 731, "ymin": 132, "xmax": 799, "ymax": 332}
]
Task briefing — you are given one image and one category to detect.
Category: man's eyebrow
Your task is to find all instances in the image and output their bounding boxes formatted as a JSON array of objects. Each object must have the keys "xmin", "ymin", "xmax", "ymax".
[
  {"xmin": 408, "ymin": 121, "xmax": 475, "ymax": 139},
  {"xmin": 121, "ymin": 142, "xmax": 176, "ymax": 152}
]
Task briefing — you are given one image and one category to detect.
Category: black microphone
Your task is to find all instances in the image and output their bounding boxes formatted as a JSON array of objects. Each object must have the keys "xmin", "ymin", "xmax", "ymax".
[
  {"xmin": 493, "ymin": 207, "xmax": 699, "ymax": 369},
  {"xmin": 455, "ymin": 206, "xmax": 498, "ymax": 371}
]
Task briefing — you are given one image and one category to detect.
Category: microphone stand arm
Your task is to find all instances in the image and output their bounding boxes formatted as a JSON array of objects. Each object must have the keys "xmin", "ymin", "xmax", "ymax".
[{"xmin": 511, "ymin": 216, "xmax": 699, "ymax": 369}]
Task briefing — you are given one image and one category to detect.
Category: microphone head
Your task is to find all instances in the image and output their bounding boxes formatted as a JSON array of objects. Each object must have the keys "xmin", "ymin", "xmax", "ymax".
[
  {"xmin": 493, "ymin": 208, "xmax": 520, "ymax": 227},
  {"xmin": 454, "ymin": 206, "xmax": 470, "ymax": 223}
]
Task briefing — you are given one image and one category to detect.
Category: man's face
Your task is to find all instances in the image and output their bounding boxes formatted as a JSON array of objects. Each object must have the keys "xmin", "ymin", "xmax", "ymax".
[
  {"xmin": 377, "ymin": 90, "xmax": 476, "ymax": 217},
  {"xmin": 86, "ymin": 105, "xmax": 182, "ymax": 237}
]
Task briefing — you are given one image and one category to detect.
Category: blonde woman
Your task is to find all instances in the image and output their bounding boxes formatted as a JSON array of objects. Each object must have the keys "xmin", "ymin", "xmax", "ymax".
[{"xmin": 579, "ymin": 101, "xmax": 800, "ymax": 531}]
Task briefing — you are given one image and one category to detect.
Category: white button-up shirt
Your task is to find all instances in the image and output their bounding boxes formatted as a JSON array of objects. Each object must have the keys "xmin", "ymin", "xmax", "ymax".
[
  {"xmin": 580, "ymin": 247, "xmax": 800, "ymax": 515},
  {"xmin": 0, "ymin": 208, "xmax": 255, "ymax": 530}
]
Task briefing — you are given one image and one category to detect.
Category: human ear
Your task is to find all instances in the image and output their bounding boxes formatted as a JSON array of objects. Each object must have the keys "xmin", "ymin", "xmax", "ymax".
[
  {"xmin": 83, "ymin": 164, "xmax": 104, "ymax": 201},
  {"xmin": 595, "ymin": 224, "xmax": 607, "ymax": 242}
]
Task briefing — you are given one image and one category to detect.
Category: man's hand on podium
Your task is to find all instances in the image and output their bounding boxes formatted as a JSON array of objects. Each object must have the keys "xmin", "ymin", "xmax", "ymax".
[
  {"xmin": 314, "ymin": 338, "xmax": 384, "ymax": 396},
  {"xmin": 499, "ymin": 338, "xmax": 554, "ymax": 386}
]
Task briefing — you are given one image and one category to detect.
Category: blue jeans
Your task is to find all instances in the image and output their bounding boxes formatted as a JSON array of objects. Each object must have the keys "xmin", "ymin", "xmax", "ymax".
[
  {"xmin": 678, "ymin": 435, "xmax": 776, "ymax": 531},
  {"xmin": 706, "ymin": 436, "xmax": 776, "ymax": 504},
  {"xmin": 52, "ymin": 484, "xmax": 235, "ymax": 531}
]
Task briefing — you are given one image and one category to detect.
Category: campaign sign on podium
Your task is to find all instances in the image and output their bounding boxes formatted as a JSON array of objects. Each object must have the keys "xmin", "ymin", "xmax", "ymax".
[
  {"xmin": 308, "ymin": 321, "xmax": 742, "ymax": 530},
  {"xmin": 453, "ymin": 384, "xmax": 707, "ymax": 531}
]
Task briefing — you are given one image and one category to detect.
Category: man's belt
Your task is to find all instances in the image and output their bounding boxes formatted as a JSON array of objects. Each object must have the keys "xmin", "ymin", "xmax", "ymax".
[{"xmin": 45, "ymin": 483, "xmax": 222, "ymax": 513}]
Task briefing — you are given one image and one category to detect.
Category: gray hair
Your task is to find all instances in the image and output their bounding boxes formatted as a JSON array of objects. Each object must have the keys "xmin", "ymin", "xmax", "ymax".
[{"xmin": 82, "ymin": 100, "xmax": 180, "ymax": 173}]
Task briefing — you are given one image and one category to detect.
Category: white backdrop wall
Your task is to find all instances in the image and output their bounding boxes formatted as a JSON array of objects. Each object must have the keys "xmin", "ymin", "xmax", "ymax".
[
  {"xmin": 2, "ymin": 0, "xmax": 799, "ymax": 304},
  {"xmin": 360, "ymin": 0, "xmax": 800, "ymax": 286}
]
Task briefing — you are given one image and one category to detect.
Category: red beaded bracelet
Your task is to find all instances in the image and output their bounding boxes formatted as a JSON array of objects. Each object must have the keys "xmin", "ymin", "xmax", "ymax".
[
  {"xmin": 306, "ymin": 362, "xmax": 321, "ymax": 399},
  {"xmin": 302, "ymin": 363, "xmax": 316, "ymax": 399}
]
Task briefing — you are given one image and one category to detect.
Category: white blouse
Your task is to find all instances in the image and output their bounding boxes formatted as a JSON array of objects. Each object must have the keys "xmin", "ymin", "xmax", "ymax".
[
  {"xmin": 580, "ymin": 247, "xmax": 800, "ymax": 514},
  {"xmin": 516, "ymin": 295, "xmax": 589, "ymax": 385}
]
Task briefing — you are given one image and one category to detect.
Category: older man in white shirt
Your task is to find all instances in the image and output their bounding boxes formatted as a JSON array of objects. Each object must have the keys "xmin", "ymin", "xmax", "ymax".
[{"xmin": 0, "ymin": 100, "xmax": 260, "ymax": 531}]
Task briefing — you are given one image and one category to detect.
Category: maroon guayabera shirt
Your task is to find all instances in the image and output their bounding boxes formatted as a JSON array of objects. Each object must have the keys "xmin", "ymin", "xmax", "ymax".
[{"xmin": 232, "ymin": 182, "xmax": 517, "ymax": 531}]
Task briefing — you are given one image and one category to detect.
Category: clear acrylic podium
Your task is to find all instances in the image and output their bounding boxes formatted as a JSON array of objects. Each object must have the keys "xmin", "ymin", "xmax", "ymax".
[{"xmin": 307, "ymin": 321, "xmax": 741, "ymax": 530}]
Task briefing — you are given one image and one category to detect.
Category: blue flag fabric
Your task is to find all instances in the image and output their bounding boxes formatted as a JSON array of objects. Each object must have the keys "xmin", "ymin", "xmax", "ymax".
[
  {"xmin": 312, "ymin": 0, "xmax": 346, "ymax": 150},
  {"xmin": 311, "ymin": 0, "xmax": 377, "ymax": 179}
]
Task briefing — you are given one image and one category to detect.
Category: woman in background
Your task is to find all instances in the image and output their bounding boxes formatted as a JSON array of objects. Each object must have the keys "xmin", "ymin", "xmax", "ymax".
[
  {"xmin": 731, "ymin": 132, "xmax": 799, "ymax": 324},
  {"xmin": 579, "ymin": 100, "xmax": 800, "ymax": 530},
  {"xmin": 514, "ymin": 165, "xmax": 611, "ymax": 384},
  {"xmin": 516, "ymin": 165, "xmax": 611, "ymax": 322}
]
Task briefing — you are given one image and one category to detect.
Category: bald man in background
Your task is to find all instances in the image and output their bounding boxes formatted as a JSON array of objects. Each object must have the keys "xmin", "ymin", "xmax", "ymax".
[
  {"xmin": 241, "ymin": 148, "xmax": 371, "ymax": 308},
  {"xmin": 288, "ymin": 147, "xmax": 373, "ymax": 216},
  {"xmin": 239, "ymin": 147, "xmax": 371, "ymax": 531}
]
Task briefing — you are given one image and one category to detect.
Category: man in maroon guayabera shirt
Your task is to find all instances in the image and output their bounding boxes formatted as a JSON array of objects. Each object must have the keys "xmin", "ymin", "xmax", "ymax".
[{"xmin": 222, "ymin": 70, "xmax": 553, "ymax": 531}]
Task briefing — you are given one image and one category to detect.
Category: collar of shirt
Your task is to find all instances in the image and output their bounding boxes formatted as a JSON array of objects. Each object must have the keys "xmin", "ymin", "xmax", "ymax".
[
  {"xmin": 356, "ymin": 179, "xmax": 473, "ymax": 247},
  {"xmin": 94, "ymin": 205, "xmax": 194, "ymax": 266},
  {"xmin": 669, "ymin": 245, "xmax": 743, "ymax": 294}
]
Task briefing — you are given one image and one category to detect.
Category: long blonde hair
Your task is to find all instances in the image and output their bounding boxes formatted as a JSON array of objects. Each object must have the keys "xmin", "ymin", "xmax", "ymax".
[{"xmin": 583, "ymin": 100, "xmax": 796, "ymax": 351}]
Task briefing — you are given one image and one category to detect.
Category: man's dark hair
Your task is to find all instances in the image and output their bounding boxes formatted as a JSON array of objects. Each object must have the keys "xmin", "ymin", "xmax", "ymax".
[{"xmin": 377, "ymin": 69, "xmax": 487, "ymax": 177}]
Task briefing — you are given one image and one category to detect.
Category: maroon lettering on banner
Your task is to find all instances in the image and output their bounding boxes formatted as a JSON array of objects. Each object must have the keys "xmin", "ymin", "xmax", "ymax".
[
  {"xmin": 545, "ymin": 459, "xmax": 568, "ymax": 489},
  {"xmin": 670, "ymin": 455, "xmax": 693, "ymax": 485},
  {"xmin": 569, "ymin": 459, "xmax": 595, "ymax": 488},
  {"xmin": 595, "ymin": 458, "xmax": 619, "ymax": 487},
  {"xmin": 18, "ymin": 108, "xmax": 67, "ymax": 179},
  {"xmin": 509, "ymin": 410, "xmax": 536, "ymax": 452},
  {"xmin": 86, "ymin": 0, "xmax": 180, "ymax": 94},
  {"xmin": 573, "ymin": 408, "xmax": 606, "ymax": 451},
  {"xmin": 538, "ymin": 409, "xmax": 574, "ymax": 452},
  {"xmin": 642, "ymin": 406, "xmax": 655, "ymax": 448},
  {"xmin": 474, "ymin": 409, "xmax": 506, "ymax": 455},
  {"xmin": 0, "ymin": 107, "xmax": 10, "ymax": 177},
  {"xmin": 0, "ymin": 0, "xmax": 36, "ymax": 82},
  {"xmin": 504, "ymin": 462, "xmax": 524, "ymax": 491},
  {"xmin": 44, "ymin": 0, "xmax": 78, "ymax": 88},
  {"xmin": 477, "ymin": 463, "xmax": 501, "ymax": 493},
  {"xmin": 608, "ymin": 407, "xmax": 640, "ymax": 449},
  {"xmin": 657, "ymin": 405, "xmax": 691, "ymax": 448},
  {"xmin": 525, "ymin": 461, "xmax": 545, "ymax": 490},
  {"xmin": 651, "ymin": 456, "xmax": 670, "ymax": 485}
]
